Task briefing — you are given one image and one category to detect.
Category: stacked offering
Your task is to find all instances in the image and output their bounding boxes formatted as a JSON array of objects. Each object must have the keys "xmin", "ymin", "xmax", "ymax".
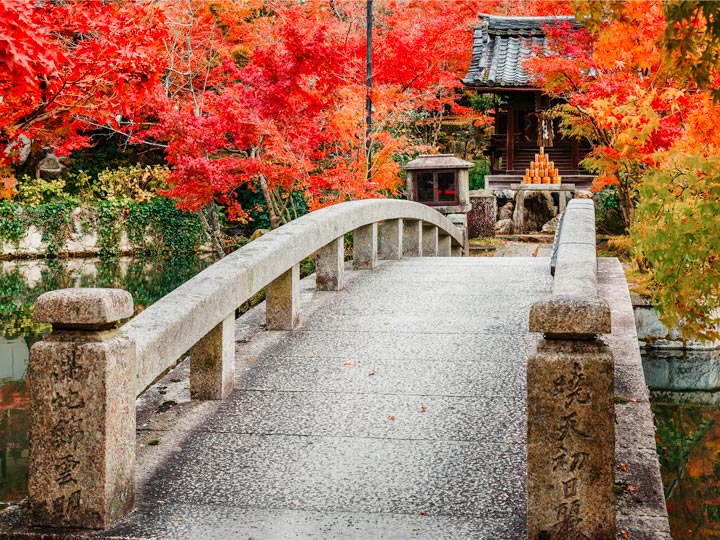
[{"xmin": 522, "ymin": 147, "xmax": 561, "ymax": 184}]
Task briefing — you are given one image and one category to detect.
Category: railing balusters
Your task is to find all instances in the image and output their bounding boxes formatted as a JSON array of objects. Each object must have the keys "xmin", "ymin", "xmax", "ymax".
[
  {"xmin": 379, "ymin": 219, "xmax": 403, "ymax": 260},
  {"xmin": 353, "ymin": 223, "xmax": 378, "ymax": 269},
  {"xmin": 316, "ymin": 237, "xmax": 345, "ymax": 291},
  {"xmin": 438, "ymin": 234, "xmax": 451, "ymax": 256},
  {"xmin": 266, "ymin": 263, "xmax": 300, "ymax": 330},
  {"xmin": 422, "ymin": 224, "xmax": 439, "ymax": 256},
  {"xmin": 402, "ymin": 219, "xmax": 423, "ymax": 257},
  {"xmin": 190, "ymin": 313, "xmax": 236, "ymax": 400}
]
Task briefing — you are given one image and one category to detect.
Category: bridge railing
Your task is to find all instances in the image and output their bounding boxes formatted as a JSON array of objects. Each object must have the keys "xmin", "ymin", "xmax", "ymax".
[
  {"xmin": 526, "ymin": 199, "xmax": 615, "ymax": 539},
  {"xmin": 28, "ymin": 199, "xmax": 465, "ymax": 530}
]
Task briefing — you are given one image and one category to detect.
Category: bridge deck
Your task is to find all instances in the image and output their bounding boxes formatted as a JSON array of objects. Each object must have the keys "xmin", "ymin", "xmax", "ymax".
[{"xmin": 107, "ymin": 257, "xmax": 553, "ymax": 539}]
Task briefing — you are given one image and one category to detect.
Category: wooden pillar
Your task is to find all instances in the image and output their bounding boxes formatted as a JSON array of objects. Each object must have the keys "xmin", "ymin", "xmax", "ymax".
[
  {"xmin": 506, "ymin": 107, "xmax": 515, "ymax": 172},
  {"xmin": 571, "ymin": 139, "xmax": 580, "ymax": 171}
]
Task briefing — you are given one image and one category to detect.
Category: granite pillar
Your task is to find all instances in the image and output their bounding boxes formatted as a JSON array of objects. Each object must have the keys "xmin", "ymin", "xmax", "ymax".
[
  {"xmin": 316, "ymin": 237, "xmax": 345, "ymax": 291},
  {"xmin": 402, "ymin": 219, "xmax": 423, "ymax": 257},
  {"xmin": 266, "ymin": 264, "xmax": 300, "ymax": 330},
  {"xmin": 438, "ymin": 235, "xmax": 451, "ymax": 257},
  {"xmin": 353, "ymin": 223, "xmax": 378, "ymax": 269},
  {"xmin": 190, "ymin": 313, "xmax": 235, "ymax": 400},
  {"xmin": 527, "ymin": 339, "xmax": 615, "ymax": 539},
  {"xmin": 422, "ymin": 225, "xmax": 438, "ymax": 257},
  {"xmin": 29, "ymin": 288, "xmax": 136, "ymax": 529},
  {"xmin": 379, "ymin": 219, "xmax": 403, "ymax": 260}
]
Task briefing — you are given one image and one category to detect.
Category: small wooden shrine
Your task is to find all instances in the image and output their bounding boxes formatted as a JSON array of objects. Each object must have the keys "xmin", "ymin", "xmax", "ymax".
[{"xmin": 462, "ymin": 13, "xmax": 594, "ymax": 190}]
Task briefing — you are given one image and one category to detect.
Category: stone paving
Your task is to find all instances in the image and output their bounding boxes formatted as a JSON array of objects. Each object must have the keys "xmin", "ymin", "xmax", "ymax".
[
  {"xmin": 493, "ymin": 241, "xmax": 552, "ymax": 258},
  {"xmin": 106, "ymin": 257, "xmax": 554, "ymax": 539}
]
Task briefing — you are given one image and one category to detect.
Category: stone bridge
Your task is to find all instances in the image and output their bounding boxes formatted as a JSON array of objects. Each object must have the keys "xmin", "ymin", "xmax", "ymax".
[{"xmin": 0, "ymin": 200, "xmax": 670, "ymax": 539}]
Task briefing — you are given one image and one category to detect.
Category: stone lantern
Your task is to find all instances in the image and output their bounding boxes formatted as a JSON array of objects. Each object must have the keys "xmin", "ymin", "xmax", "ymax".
[{"xmin": 403, "ymin": 154, "xmax": 474, "ymax": 233}]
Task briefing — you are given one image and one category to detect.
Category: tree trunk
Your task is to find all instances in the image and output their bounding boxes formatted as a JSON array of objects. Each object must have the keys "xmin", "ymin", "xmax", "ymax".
[
  {"xmin": 258, "ymin": 174, "xmax": 282, "ymax": 229},
  {"xmin": 617, "ymin": 182, "xmax": 634, "ymax": 233},
  {"xmin": 200, "ymin": 204, "xmax": 225, "ymax": 259}
]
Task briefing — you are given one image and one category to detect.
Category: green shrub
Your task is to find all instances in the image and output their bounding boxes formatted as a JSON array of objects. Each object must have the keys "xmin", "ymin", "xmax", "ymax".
[{"xmin": 469, "ymin": 160, "xmax": 489, "ymax": 191}]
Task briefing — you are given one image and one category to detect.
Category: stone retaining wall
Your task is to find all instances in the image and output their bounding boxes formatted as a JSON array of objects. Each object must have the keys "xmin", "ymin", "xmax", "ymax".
[
  {"xmin": 632, "ymin": 293, "xmax": 720, "ymax": 350},
  {"xmin": 1, "ymin": 206, "xmax": 212, "ymax": 259}
]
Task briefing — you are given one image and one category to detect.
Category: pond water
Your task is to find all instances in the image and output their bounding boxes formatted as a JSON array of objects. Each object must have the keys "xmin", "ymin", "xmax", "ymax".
[
  {"xmin": 0, "ymin": 255, "xmax": 215, "ymax": 507},
  {"xmin": 645, "ymin": 349, "xmax": 720, "ymax": 540}
]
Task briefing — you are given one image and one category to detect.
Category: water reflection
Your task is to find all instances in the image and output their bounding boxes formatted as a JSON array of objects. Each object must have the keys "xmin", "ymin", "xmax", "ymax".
[
  {"xmin": 0, "ymin": 255, "xmax": 214, "ymax": 506},
  {"xmin": 647, "ymin": 349, "xmax": 720, "ymax": 539}
]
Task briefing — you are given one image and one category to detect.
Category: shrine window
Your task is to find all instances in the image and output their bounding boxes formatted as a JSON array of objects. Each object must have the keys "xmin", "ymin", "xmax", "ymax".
[{"xmin": 415, "ymin": 170, "xmax": 458, "ymax": 205}]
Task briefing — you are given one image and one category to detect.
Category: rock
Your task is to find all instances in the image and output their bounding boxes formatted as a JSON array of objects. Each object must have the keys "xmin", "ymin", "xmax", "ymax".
[
  {"xmin": 495, "ymin": 189, "xmax": 516, "ymax": 201},
  {"xmin": 498, "ymin": 201, "xmax": 514, "ymax": 221},
  {"xmin": 515, "ymin": 191, "xmax": 557, "ymax": 233},
  {"xmin": 494, "ymin": 190, "xmax": 516, "ymax": 213},
  {"xmin": 541, "ymin": 216, "xmax": 559, "ymax": 234},
  {"xmin": 575, "ymin": 190, "xmax": 594, "ymax": 199},
  {"xmin": 495, "ymin": 218, "xmax": 514, "ymax": 235}
]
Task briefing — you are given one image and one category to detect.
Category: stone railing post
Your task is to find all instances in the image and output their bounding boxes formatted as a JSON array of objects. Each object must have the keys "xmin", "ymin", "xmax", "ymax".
[
  {"xmin": 266, "ymin": 263, "xmax": 300, "ymax": 330},
  {"xmin": 402, "ymin": 219, "xmax": 423, "ymax": 257},
  {"xmin": 447, "ymin": 214, "xmax": 469, "ymax": 256},
  {"xmin": 438, "ymin": 235, "xmax": 452, "ymax": 257},
  {"xmin": 316, "ymin": 237, "xmax": 345, "ymax": 291},
  {"xmin": 29, "ymin": 289, "xmax": 136, "ymax": 529},
  {"xmin": 190, "ymin": 313, "xmax": 236, "ymax": 400},
  {"xmin": 380, "ymin": 219, "xmax": 403, "ymax": 260},
  {"xmin": 353, "ymin": 223, "xmax": 378, "ymax": 269},
  {"xmin": 422, "ymin": 225, "xmax": 438, "ymax": 256},
  {"xmin": 526, "ymin": 199, "xmax": 615, "ymax": 540}
]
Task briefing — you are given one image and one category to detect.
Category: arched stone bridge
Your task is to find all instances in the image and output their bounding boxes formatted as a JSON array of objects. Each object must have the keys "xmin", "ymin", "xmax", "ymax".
[{"xmin": 0, "ymin": 200, "xmax": 670, "ymax": 539}]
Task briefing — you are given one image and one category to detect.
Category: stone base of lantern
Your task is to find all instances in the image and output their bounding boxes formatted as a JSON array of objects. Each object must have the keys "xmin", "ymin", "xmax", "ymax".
[{"xmin": 510, "ymin": 184, "xmax": 576, "ymax": 234}]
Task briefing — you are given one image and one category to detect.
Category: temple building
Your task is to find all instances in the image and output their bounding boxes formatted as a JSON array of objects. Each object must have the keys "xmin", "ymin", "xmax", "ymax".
[{"xmin": 462, "ymin": 13, "xmax": 594, "ymax": 190}]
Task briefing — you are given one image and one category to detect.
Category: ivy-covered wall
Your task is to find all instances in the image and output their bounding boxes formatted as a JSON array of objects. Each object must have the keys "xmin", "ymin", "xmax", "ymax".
[{"xmin": 0, "ymin": 198, "xmax": 209, "ymax": 259}]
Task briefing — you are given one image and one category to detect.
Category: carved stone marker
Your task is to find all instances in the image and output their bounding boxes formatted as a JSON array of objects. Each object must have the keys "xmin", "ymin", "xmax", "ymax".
[
  {"xmin": 467, "ymin": 190, "xmax": 496, "ymax": 238},
  {"xmin": 29, "ymin": 288, "xmax": 136, "ymax": 529},
  {"xmin": 527, "ymin": 339, "xmax": 615, "ymax": 539}
]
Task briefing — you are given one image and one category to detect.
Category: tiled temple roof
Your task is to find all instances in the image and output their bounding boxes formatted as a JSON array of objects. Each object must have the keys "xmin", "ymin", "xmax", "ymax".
[{"xmin": 462, "ymin": 13, "xmax": 578, "ymax": 88}]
